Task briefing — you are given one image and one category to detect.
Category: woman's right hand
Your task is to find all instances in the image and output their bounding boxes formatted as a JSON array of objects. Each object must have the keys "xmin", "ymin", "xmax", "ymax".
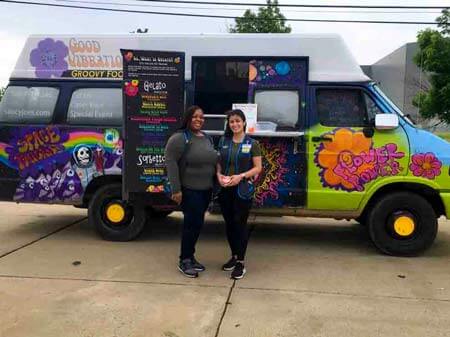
[
  {"xmin": 171, "ymin": 191, "xmax": 182, "ymax": 205},
  {"xmin": 217, "ymin": 173, "xmax": 230, "ymax": 187}
]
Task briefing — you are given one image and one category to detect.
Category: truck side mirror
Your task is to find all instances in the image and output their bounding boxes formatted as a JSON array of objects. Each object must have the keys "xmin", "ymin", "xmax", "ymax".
[{"xmin": 375, "ymin": 114, "xmax": 399, "ymax": 130}]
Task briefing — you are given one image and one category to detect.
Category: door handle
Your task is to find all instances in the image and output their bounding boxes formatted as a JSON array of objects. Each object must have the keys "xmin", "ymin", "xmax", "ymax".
[{"xmin": 311, "ymin": 136, "xmax": 332, "ymax": 142}]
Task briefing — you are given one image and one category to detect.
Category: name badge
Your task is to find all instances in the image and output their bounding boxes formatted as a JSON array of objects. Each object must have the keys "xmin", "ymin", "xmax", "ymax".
[{"xmin": 241, "ymin": 144, "xmax": 252, "ymax": 154}]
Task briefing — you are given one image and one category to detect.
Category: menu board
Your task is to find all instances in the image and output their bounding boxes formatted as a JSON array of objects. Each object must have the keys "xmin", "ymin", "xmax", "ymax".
[{"xmin": 122, "ymin": 49, "xmax": 185, "ymax": 198}]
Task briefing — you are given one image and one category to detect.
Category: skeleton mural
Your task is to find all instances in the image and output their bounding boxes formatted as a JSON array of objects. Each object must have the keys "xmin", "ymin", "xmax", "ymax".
[
  {"xmin": 73, "ymin": 145, "xmax": 93, "ymax": 167},
  {"xmin": 0, "ymin": 127, "xmax": 124, "ymax": 203}
]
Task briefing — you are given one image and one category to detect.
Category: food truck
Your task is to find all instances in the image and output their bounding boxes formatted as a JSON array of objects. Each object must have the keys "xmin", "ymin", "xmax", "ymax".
[{"xmin": 0, "ymin": 34, "xmax": 449, "ymax": 256}]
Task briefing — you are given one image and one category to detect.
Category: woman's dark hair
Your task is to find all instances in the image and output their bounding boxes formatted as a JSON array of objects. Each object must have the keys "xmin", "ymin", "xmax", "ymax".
[
  {"xmin": 224, "ymin": 109, "xmax": 247, "ymax": 138},
  {"xmin": 179, "ymin": 105, "xmax": 203, "ymax": 130}
]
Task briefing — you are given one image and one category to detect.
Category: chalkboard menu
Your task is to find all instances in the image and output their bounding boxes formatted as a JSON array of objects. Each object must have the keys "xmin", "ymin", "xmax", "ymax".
[{"xmin": 121, "ymin": 49, "xmax": 185, "ymax": 199}]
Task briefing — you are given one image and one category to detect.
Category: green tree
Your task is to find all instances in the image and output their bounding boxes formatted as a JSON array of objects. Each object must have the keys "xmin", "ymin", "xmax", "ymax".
[
  {"xmin": 228, "ymin": 0, "xmax": 291, "ymax": 33},
  {"xmin": 0, "ymin": 87, "xmax": 5, "ymax": 102},
  {"xmin": 414, "ymin": 9, "xmax": 450, "ymax": 124}
]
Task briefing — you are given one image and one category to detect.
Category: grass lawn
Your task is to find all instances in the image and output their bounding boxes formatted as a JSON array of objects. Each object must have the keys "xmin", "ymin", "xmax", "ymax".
[{"xmin": 435, "ymin": 132, "xmax": 450, "ymax": 142}]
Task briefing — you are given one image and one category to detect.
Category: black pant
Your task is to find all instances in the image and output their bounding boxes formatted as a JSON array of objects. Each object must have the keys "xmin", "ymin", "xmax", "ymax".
[
  {"xmin": 219, "ymin": 186, "xmax": 252, "ymax": 261},
  {"xmin": 180, "ymin": 188, "xmax": 211, "ymax": 260}
]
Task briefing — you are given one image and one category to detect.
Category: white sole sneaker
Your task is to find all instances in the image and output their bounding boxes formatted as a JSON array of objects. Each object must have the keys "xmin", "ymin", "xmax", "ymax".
[
  {"xmin": 231, "ymin": 268, "xmax": 246, "ymax": 280},
  {"xmin": 177, "ymin": 265, "xmax": 198, "ymax": 278}
]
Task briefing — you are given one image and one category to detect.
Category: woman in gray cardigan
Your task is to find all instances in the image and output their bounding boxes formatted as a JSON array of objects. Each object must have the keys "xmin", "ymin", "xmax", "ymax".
[{"xmin": 164, "ymin": 106, "xmax": 218, "ymax": 278}]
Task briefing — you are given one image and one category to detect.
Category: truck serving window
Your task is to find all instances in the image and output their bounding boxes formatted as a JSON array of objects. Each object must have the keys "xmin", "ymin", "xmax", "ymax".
[
  {"xmin": 255, "ymin": 90, "xmax": 299, "ymax": 128},
  {"xmin": 0, "ymin": 86, "xmax": 58, "ymax": 124},
  {"xmin": 316, "ymin": 88, "xmax": 374, "ymax": 127},
  {"xmin": 193, "ymin": 58, "xmax": 249, "ymax": 115},
  {"xmin": 67, "ymin": 88, "xmax": 122, "ymax": 126}
]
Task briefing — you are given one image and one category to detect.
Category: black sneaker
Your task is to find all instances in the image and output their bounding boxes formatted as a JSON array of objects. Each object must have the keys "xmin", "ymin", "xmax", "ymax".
[
  {"xmin": 231, "ymin": 262, "xmax": 246, "ymax": 279},
  {"xmin": 222, "ymin": 256, "xmax": 237, "ymax": 271},
  {"xmin": 178, "ymin": 258, "xmax": 198, "ymax": 278},
  {"xmin": 191, "ymin": 257, "xmax": 206, "ymax": 272}
]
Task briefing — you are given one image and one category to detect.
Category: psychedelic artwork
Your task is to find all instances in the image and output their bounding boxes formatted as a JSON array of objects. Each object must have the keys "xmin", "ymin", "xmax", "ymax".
[
  {"xmin": 253, "ymin": 138, "xmax": 304, "ymax": 207},
  {"xmin": 254, "ymin": 141, "xmax": 289, "ymax": 206},
  {"xmin": 0, "ymin": 127, "xmax": 123, "ymax": 203},
  {"xmin": 315, "ymin": 128, "xmax": 406, "ymax": 192},
  {"xmin": 248, "ymin": 59, "xmax": 307, "ymax": 102},
  {"xmin": 247, "ymin": 58, "xmax": 307, "ymax": 207}
]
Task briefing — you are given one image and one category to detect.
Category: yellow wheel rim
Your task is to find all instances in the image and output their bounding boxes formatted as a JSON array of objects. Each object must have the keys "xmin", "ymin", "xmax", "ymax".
[
  {"xmin": 393, "ymin": 216, "xmax": 415, "ymax": 237},
  {"xmin": 106, "ymin": 203, "xmax": 125, "ymax": 223}
]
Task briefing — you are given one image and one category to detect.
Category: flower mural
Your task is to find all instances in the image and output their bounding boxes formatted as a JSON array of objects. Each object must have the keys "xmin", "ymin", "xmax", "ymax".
[
  {"xmin": 315, "ymin": 128, "xmax": 405, "ymax": 192},
  {"xmin": 30, "ymin": 38, "xmax": 69, "ymax": 78},
  {"xmin": 409, "ymin": 153, "xmax": 442, "ymax": 179}
]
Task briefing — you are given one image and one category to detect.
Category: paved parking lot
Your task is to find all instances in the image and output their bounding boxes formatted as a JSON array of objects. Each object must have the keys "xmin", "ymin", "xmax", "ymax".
[{"xmin": 0, "ymin": 202, "xmax": 449, "ymax": 337}]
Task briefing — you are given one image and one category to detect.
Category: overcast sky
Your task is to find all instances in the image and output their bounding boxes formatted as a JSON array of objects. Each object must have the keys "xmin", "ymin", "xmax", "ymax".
[{"xmin": 0, "ymin": 0, "xmax": 448, "ymax": 86}]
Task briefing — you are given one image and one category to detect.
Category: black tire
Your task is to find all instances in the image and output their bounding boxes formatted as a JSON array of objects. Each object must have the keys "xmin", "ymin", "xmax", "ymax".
[
  {"xmin": 88, "ymin": 183, "xmax": 147, "ymax": 241},
  {"xmin": 367, "ymin": 192, "xmax": 438, "ymax": 256},
  {"xmin": 355, "ymin": 214, "xmax": 367, "ymax": 226}
]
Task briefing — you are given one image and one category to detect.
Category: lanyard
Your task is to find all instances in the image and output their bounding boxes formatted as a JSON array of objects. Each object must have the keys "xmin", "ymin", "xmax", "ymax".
[{"xmin": 225, "ymin": 138, "xmax": 233, "ymax": 176}]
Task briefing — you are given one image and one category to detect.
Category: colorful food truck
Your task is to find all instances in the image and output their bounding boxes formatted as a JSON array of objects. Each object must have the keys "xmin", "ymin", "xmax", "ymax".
[{"xmin": 0, "ymin": 34, "xmax": 449, "ymax": 255}]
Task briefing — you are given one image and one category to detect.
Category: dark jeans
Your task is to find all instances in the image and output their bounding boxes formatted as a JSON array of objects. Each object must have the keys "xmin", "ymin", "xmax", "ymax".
[
  {"xmin": 218, "ymin": 186, "xmax": 252, "ymax": 261},
  {"xmin": 180, "ymin": 187, "xmax": 211, "ymax": 260}
]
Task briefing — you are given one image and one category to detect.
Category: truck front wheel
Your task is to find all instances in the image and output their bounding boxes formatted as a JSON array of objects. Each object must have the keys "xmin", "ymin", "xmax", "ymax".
[
  {"xmin": 88, "ymin": 183, "xmax": 146, "ymax": 241},
  {"xmin": 367, "ymin": 192, "xmax": 438, "ymax": 256}
]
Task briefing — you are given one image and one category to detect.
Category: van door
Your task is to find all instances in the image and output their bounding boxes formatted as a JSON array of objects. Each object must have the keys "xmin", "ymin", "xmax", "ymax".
[
  {"xmin": 306, "ymin": 85, "xmax": 410, "ymax": 211},
  {"xmin": 247, "ymin": 58, "xmax": 308, "ymax": 208}
]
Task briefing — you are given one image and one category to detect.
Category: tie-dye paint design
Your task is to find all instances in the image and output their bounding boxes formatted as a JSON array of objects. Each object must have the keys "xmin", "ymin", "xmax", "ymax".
[
  {"xmin": 253, "ymin": 138, "xmax": 305, "ymax": 207},
  {"xmin": 254, "ymin": 140, "xmax": 290, "ymax": 206},
  {"xmin": 315, "ymin": 128, "xmax": 406, "ymax": 192},
  {"xmin": 0, "ymin": 127, "xmax": 123, "ymax": 203}
]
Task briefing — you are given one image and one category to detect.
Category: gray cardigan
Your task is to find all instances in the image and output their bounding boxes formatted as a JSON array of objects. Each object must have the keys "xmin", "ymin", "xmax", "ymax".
[{"xmin": 164, "ymin": 131, "xmax": 218, "ymax": 193}]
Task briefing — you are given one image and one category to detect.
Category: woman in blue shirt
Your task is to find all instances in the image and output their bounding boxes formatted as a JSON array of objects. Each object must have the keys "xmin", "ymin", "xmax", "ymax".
[{"xmin": 216, "ymin": 109, "xmax": 262, "ymax": 279}]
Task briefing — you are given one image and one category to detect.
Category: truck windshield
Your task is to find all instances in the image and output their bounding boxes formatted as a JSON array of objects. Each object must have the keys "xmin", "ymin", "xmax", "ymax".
[{"xmin": 372, "ymin": 84, "xmax": 415, "ymax": 126}]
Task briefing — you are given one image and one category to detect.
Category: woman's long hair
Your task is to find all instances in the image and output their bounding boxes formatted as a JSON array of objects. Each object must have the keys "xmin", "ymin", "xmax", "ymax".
[
  {"xmin": 179, "ymin": 105, "xmax": 203, "ymax": 130},
  {"xmin": 224, "ymin": 109, "xmax": 247, "ymax": 138}
]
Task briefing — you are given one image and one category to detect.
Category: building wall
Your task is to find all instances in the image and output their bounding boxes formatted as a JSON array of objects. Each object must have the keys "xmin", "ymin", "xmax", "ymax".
[
  {"xmin": 361, "ymin": 42, "xmax": 437, "ymax": 128},
  {"xmin": 370, "ymin": 44, "xmax": 407, "ymax": 112},
  {"xmin": 404, "ymin": 43, "xmax": 431, "ymax": 125}
]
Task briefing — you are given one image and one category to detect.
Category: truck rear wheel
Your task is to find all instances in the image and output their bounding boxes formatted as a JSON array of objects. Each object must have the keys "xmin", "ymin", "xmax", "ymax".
[
  {"xmin": 88, "ymin": 183, "xmax": 146, "ymax": 241},
  {"xmin": 367, "ymin": 192, "xmax": 438, "ymax": 256}
]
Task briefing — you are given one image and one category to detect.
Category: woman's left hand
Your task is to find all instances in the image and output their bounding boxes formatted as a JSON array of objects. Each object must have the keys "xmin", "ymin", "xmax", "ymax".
[{"xmin": 228, "ymin": 174, "xmax": 243, "ymax": 186}]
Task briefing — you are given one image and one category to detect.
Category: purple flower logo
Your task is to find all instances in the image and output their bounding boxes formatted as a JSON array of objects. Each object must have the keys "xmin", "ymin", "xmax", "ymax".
[
  {"xmin": 30, "ymin": 38, "xmax": 69, "ymax": 78},
  {"xmin": 409, "ymin": 152, "xmax": 442, "ymax": 179}
]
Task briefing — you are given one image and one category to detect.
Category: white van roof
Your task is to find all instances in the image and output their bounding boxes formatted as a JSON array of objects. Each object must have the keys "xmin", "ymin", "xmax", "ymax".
[{"xmin": 11, "ymin": 34, "xmax": 369, "ymax": 83}]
